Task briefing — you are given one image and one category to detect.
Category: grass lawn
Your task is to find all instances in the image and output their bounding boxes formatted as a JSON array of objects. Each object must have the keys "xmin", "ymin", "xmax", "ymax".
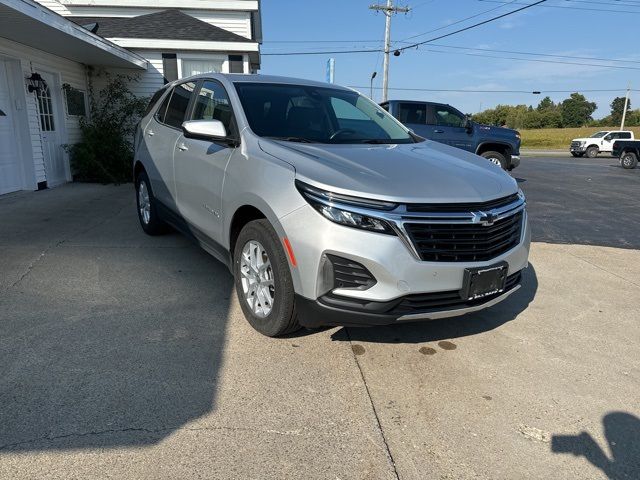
[{"xmin": 520, "ymin": 126, "xmax": 640, "ymax": 150}]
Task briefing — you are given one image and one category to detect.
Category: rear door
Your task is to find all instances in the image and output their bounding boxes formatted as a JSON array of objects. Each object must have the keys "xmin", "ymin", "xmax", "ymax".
[
  {"xmin": 140, "ymin": 81, "xmax": 196, "ymax": 209},
  {"xmin": 432, "ymin": 104, "xmax": 473, "ymax": 152},
  {"xmin": 174, "ymin": 79, "xmax": 237, "ymax": 243},
  {"xmin": 396, "ymin": 102, "xmax": 433, "ymax": 139}
]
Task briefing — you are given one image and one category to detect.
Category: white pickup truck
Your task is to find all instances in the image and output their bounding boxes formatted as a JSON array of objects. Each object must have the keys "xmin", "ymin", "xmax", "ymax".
[{"xmin": 570, "ymin": 130, "xmax": 634, "ymax": 158}]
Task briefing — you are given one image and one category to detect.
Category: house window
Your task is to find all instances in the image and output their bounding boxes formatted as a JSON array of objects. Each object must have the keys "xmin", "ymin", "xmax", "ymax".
[
  {"xmin": 36, "ymin": 82, "xmax": 55, "ymax": 131},
  {"xmin": 181, "ymin": 59, "xmax": 224, "ymax": 77},
  {"xmin": 64, "ymin": 86, "xmax": 87, "ymax": 116}
]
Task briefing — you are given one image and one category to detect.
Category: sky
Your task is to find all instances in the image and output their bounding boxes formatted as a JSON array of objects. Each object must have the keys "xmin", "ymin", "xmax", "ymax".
[{"xmin": 259, "ymin": 0, "xmax": 640, "ymax": 119}]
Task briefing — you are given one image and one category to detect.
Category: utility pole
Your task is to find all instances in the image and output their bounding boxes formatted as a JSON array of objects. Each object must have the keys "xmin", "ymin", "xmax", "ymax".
[
  {"xmin": 369, "ymin": 0, "xmax": 410, "ymax": 102},
  {"xmin": 620, "ymin": 86, "xmax": 631, "ymax": 130}
]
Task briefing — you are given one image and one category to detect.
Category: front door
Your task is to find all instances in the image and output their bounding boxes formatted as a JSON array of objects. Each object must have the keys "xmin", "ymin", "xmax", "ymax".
[
  {"xmin": 432, "ymin": 104, "xmax": 474, "ymax": 152},
  {"xmin": 36, "ymin": 72, "xmax": 66, "ymax": 187},
  {"xmin": 174, "ymin": 79, "xmax": 236, "ymax": 243},
  {"xmin": 0, "ymin": 60, "xmax": 22, "ymax": 195}
]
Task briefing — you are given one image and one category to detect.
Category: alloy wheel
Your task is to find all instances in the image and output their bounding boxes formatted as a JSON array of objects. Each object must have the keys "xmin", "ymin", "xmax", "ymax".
[
  {"xmin": 138, "ymin": 181, "xmax": 151, "ymax": 225},
  {"xmin": 240, "ymin": 240, "xmax": 275, "ymax": 318}
]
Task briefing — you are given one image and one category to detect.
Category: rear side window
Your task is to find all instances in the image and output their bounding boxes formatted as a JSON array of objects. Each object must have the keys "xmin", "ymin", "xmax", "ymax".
[
  {"xmin": 144, "ymin": 87, "xmax": 168, "ymax": 117},
  {"xmin": 620, "ymin": 132, "xmax": 632, "ymax": 139},
  {"xmin": 163, "ymin": 81, "xmax": 196, "ymax": 129},
  {"xmin": 191, "ymin": 80, "xmax": 236, "ymax": 136},
  {"xmin": 398, "ymin": 103, "xmax": 427, "ymax": 125}
]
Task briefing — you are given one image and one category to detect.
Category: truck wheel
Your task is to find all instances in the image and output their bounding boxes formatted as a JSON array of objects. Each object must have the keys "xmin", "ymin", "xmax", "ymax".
[
  {"xmin": 586, "ymin": 146, "xmax": 599, "ymax": 158},
  {"xmin": 233, "ymin": 219, "xmax": 300, "ymax": 337},
  {"xmin": 620, "ymin": 151, "xmax": 638, "ymax": 169},
  {"xmin": 480, "ymin": 151, "xmax": 507, "ymax": 169}
]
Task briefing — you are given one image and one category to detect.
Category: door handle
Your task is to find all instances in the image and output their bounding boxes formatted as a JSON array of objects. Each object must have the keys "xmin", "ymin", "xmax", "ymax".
[
  {"xmin": 433, "ymin": 129, "xmax": 444, "ymax": 134},
  {"xmin": 177, "ymin": 143, "xmax": 189, "ymax": 152},
  {"xmin": 146, "ymin": 129, "xmax": 155, "ymax": 137}
]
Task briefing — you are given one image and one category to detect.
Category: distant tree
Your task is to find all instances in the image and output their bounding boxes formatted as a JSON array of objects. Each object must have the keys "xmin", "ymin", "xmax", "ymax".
[
  {"xmin": 559, "ymin": 93, "xmax": 597, "ymax": 127},
  {"xmin": 536, "ymin": 96, "xmax": 555, "ymax": 111},
  {"xmin": 610, "ymin": 96, "xmax": 631, "ymax": 126}
]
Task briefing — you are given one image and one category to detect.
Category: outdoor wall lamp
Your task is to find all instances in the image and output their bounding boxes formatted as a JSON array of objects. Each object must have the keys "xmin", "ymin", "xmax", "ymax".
[{"xmin": 26, "ymin": 73, "xmax": 46, "ymax": 93}]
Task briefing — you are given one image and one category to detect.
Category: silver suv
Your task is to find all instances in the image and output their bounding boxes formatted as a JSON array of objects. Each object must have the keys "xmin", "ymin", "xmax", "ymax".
[{"xmin": 134, "ymin": 74, "xmax": 530, "ymax": 337}]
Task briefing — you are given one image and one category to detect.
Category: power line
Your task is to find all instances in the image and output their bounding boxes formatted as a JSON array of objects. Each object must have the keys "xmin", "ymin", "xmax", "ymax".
[
  {"xmin": 400, "ymin": 0, "xmax": 519, "ymax": 41},
  {"xmin": 348, "ymin": 86, "xmax": 632, "ymax": 93},
  {"xmin": 263, "ymin": 1, "xmax": 547, "ymax": 57},
  {"xmin": 427, "ymin": 43, "xmax": 640, "ymax": 65},
  {"xmin": 396, "ymin": 0, "xmax": 547, "ymax": 52},
  {"xmin": 477, "ymin": 0, "xmax": 640, "ymax": 14}
]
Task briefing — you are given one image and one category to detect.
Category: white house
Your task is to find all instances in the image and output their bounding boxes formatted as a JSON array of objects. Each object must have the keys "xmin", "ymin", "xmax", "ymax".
[{"xmin": 0, "ymin": 0, "xmax": 262, "ymax": 195}]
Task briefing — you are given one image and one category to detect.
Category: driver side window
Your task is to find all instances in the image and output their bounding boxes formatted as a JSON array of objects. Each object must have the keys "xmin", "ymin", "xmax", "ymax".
[
  {"xmin": 191, "ymin": 80, "xmax": 236, "ymax": 137},
  {"xmin": 434, "ymin": 106, "xmax": 465, "ymax": 128}
]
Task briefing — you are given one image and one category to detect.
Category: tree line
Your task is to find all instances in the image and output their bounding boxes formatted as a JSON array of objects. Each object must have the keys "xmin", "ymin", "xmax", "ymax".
[{"xmin": 471, "ymin": 93, "xmax": 639, "ymax": 129}]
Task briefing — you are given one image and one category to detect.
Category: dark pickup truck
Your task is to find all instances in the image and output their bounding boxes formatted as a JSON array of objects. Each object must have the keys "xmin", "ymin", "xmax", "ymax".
[
  {"xmin": 381, "ymin": 100, "xmax": 521, "ymax": 170},
  {"xmin": 612, "ymin": 140, "xmax": 639, "ymax": 169}
]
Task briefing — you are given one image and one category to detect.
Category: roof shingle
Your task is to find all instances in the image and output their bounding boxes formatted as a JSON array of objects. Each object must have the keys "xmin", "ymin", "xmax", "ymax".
[{"xmin": 70, "ymin": 9, "xmax": 252, "ymax": 43}]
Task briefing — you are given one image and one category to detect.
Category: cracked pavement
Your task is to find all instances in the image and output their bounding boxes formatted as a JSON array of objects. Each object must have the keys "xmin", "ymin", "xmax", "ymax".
[{"xmin": 1, "ymin": 157, "xmax": 639, "ymax": 479}]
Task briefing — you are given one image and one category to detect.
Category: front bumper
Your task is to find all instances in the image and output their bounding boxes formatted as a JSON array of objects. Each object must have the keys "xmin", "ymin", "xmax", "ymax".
[
  {"xmin": 280, "ymin": 204, "xmax": 531, "ymax": 327},
  {"xmin": 296, "ymin": 273, "xmax": 522, "ymax": 328},
  {"xmin": 570, "ymin": 145, "xmax": 587, "ymax": 153},
  {"xmin": 509, "ymin": 155, "xmax": 521, "ymax": 170}
]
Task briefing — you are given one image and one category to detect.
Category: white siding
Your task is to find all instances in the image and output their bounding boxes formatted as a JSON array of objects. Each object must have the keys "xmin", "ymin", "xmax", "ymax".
[
  {"xmin": 92, "ymin": 51, "xmax": 165, "ymax": 99},
  {"xmin": 33, "ymin": 0, "xmax": 70, "ymax": 15},
  {"xmin": 0, "ymin": 37, "xmax": 88, "ymax": 185}
]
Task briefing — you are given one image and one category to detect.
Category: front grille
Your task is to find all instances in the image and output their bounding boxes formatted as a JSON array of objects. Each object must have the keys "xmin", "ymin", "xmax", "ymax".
[
  {"xmin": 391, "ymin": 272, "xmax": 521, "ymax": 315},
  {"xmin": 571, "ymin": 141, "xmax": 582, "ymax": 148},
  {"xmin": 404, "ymin": 211, "xmax": 524, "ymax": 262},
  {"xmin": 327, "ymin": 254, "xmax": 376, "ymax": 290},
  {"xmin": 406, "ymin": 194, "xmax": 519, "ymax": 213}
]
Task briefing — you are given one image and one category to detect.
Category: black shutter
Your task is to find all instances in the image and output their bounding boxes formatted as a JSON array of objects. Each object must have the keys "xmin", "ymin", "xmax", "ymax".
[
  {"xmin": 228, "ymin": 55, "xmax": 244, "ymax": 74},
  {"xmin": 162, "ymin": 54, "xmax": 178, "ymax": 84}
]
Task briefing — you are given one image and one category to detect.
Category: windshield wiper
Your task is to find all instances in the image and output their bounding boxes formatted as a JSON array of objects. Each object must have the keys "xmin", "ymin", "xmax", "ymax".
[
  {"xmin": 268, "ymin": 136, "xmax": 316, "ymax": 143},
  {"xmin": 360, "ymin": 139, "xmax": 389, "ymax": 144}
]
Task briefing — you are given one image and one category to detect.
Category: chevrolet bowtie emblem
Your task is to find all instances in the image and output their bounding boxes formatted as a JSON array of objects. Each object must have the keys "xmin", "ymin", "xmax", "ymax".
[{"xmin": 473, "ymin": 211, "xmax": 499, "ymax": 226}]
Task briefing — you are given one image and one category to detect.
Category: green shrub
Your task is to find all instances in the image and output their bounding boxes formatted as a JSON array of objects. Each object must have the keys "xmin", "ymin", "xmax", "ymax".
[{"xmin": 66, "ymin": 71, "xmax": 148, "ymax": 183}]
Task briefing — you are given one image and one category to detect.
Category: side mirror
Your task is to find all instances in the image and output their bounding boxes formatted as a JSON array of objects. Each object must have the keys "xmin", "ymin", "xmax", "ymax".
[
  {"xmin": 464, "ymin": 116, "xmax": 473, "ymax": 132},
  {"xmin": 182, "ymin": 120, "xmax": 227, "ymax": 141}
]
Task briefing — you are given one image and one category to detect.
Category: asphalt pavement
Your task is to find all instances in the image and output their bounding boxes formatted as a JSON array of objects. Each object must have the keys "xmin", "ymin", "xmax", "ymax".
[{"xmin": 0, "ymin": 156, "xmax": 638, "ymax": 479}]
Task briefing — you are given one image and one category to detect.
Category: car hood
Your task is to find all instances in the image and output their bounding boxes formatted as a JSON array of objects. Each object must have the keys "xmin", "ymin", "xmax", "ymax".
[
  {"xmin": 258, "ymin": 139, "xmax": 517, "ymax": 204},
  {"xmin": 572, "ymin": 137, "xmax": 594, "ymax": 142}
]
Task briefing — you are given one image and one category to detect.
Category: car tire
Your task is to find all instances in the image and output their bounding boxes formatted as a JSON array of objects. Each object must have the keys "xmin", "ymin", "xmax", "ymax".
[
  {"xmin": 481, "ymin": 151, "xmax": 507, "ymax": 169},
  {"xmin": 586, "ymin": 146, "xmax": 599, "ymax": 158},
  {"xmin": 233, "ymin": 219, "xmax": 300, "ymax": 337},
  {"xmin": 135, "ymin": 171, "xmax": 168, "ymax": 235},
  {"xmin": 620, "ymin": 151, "xmax": 638, "ymax": 169}
]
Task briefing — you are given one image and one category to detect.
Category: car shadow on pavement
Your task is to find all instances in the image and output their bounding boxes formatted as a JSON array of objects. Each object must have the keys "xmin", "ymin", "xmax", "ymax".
[
  {"xmin": 0, "ymin": 199, "xmax": 235, "ymax": 452},
  {"xmin": 551, "ymin": 412, "xmax": 640, "ymax": 480},
  {"xmin": 330, "ymin": 264, "xmax": 537, "ymax": 345}
]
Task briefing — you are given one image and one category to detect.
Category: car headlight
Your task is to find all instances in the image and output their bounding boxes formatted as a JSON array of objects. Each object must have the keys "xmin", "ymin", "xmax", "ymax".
[{"xmin": 295, "ymin": 180, "xmax": 397, "ymax": 235}]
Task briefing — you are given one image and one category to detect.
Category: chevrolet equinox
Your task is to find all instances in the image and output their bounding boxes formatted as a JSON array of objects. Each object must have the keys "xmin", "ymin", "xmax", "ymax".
[{"xmin": 134, "ymin": 74, "xmax": 531, "ymax": 337}]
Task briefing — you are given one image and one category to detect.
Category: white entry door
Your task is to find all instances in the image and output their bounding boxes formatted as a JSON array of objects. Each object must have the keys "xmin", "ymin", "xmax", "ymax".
[
  {"xmin": 37, "ymin": 72, "xmax": 66, "ymax": 187},
  {"xmin": 0, "ymin": 60, "xmax": 22, "ymax": 195}
]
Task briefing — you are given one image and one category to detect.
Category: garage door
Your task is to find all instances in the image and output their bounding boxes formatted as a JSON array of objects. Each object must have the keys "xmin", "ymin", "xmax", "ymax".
[{"xmin": 0, "ymin": 60, "xmax": 22, "ymax": 195}]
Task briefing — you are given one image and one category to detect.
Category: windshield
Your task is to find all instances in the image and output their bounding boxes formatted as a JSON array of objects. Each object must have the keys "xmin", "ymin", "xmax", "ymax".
[
  {"xmin": 590, "ymin": 131, "xmax": 608, "ymax": 138},
  {"xmin": 234, "ymin": 82, "xmax": 414, "ymax": 144}
]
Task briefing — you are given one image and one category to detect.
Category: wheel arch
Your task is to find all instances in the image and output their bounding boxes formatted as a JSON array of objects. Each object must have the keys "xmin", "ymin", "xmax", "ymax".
[{"xmin": 475, "ymin": 142, "xmax": 513, "ymax": 157}]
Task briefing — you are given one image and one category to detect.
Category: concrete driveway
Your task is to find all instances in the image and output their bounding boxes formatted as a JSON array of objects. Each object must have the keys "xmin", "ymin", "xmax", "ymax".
[{"xmin": 0, "ymin": 158, "xmax": 639, "ymax": 479}]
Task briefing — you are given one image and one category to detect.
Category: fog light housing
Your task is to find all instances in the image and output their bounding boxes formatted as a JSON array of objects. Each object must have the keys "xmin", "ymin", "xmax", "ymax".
[{"xmin": 317, "ymin": 254, "xmax": 377, "ymax": 296}]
